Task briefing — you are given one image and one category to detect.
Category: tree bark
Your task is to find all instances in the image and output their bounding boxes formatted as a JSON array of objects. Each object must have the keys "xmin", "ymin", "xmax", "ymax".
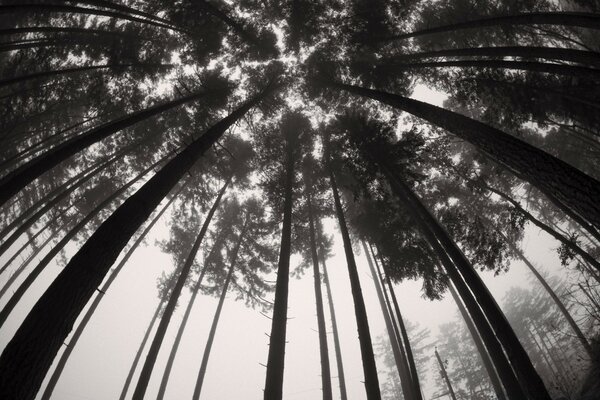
[
  {"xmin": 264, "ymin": 131, "xmax": 296, "ymax": 400},
  {"xmin": 328, "ymin": 165, "xmax": 381, "ymax": 400},
  {"xmin": 363, "ymin": 242, "xmax": 414, "ymax": 400},
  {"xmin": 39, "ymin": 186, "xmax": 184, "ymax": 400},
  {"xmin": 447, "ymin": 284, "xmax": 507, "ymax": 400},
  {"xmin": 383, "ymin": 12, "xmax": 600, "ymax": 41},
  {"xmin": 329, "ymin": 81, "xmax": 600, "ymax": 230},
  {"xmin": 0, "ymin": 156, "xmax": 166, "ymax": 328},
  {"xmin": 318, "ymin": 223, "xmax": 349, "ymax": 400},
  {"xmin": 306, "ymin": 184, "xmax": 333, "ymax": 400},
  {"xmin": 192, "ymin": 215, "xmax": 248, "ymax": 399},
  {"xmin": 0, "ymin": 85, "xmax": 273, "ymax": 400},
  {"xmin": 132, "ymin": 176, "xmax": 232, "ymax": 400},
  {"xmin": 0, "ymin": 88, "xmax": 203, "ymax": 208},
  {"xmin": 435, "ymin": 348, "xmax": 458, "ymax": 400}
]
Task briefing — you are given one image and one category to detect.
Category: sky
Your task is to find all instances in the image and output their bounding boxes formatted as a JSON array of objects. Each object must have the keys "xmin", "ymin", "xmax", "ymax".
[{"xmin": 0, "ymin": 86, "xmax": 590, "ymax": 400}]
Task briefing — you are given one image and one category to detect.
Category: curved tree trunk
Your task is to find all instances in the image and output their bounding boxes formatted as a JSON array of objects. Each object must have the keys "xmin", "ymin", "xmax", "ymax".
[
  {"xmin": 447, "ymin": 284, "xmax": 507, "ymax": 400},
  {"xmin": 383, "ymin": 46, "xmax": 600, "ymax": 66},
  {"xmin": 328, "ymin": 165, "xmax": 381, "ymax": 400},
  {"xmin": 264, "ymin": 134, "xmax": 296, "ymax": 400},
  {"xmin": 435, "ymin": 348, "xmax": 458, "ymax": 400},
  {"xmin": 0, "ymin": 88, "xmax": 203, "ymax": 208},
  {"xmin": 0, "ymin": 156, "xmax": 166, "ymax": 328},
  {"xmin": 192, "ymin": 215, "xmax": 248, "ymax": 399},
  {"xmin": 155, "ymin": 229, "xmax": 227, "ymax": 400},
  {"xmin": 363, "ymin": 242, "xmax": 414, "ymax": 400},
  {"xmin": 39, "ymin": 186, "xmax": 184, "ymax": 400},
  {"xmin": 0, "ymin": 86, "xmax": 273, "ymax": 400},
  {"xmin": 132, "ymin": 176, "xmax": 232, "ymax": 400},
  {"xmin": 330, "ymin": 81, "xmax": 600, "ymax": 230},
  {"xmin": 317, "ymin": 223, "xmax": 348, "ymax": 400},
  {"xmin": 384, "ymin": 12, "xmax": 600, "ymax": 41},
  {"xmin": 306, "ymin": 185, "xmax": 333, "ymax": 400}
]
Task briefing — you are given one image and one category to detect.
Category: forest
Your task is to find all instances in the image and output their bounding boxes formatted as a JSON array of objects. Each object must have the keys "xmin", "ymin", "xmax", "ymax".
[{"xmin": 0, "ymin": 0, "xmax": 599, "ymax": 399}]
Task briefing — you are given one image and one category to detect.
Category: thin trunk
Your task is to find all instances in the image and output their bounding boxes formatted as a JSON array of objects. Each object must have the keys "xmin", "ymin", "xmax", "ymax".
[
  {"xmin": 0, "ymin": 156, "xmax": 165, "ymax": 328},
  {"xmin": 192, "ymin": 215, "xmax": 248, "ymax": 399},
  {"xmin": 120, "ymin": 299, "xmax": 165, "ymax": 400},
  {"xmin": 328, "ymin": 165, "xmax": 381, "ymax": 400},
  {"xmin": 384, "ymin": 12, "xmax": 600, "ymax": 41},
  {"xmin": 318, "ymin": 223, "xmax": 348, "ymax": 400},
  {"xmin": 435, "ymin": 348, "xmax": 458, "ymax": 400},
  {"xmin": 132, "ymin": 176, "xmax": 232, "ymax": 400},
  {"xmin": 374, "ymin": 244, "xmax": 424, "ymax": 400},
  {"xmin": 155, "ymin": 230, "xmax": 227, "ymax": 400},
  {"xmin": 447, "ymin": 284, "xmax": 507, "ymax": 400},
  {"xmin": 40, "ymin": 186, "xmax": 184, "ymax": 400},
  {"xmin": 0, "ymin": 62, "xmax": 172, "ymax": 89},
  {"xmin": 306, "ymin": 184, "xmax": 333, "ymax": 400},
  {"xmin": 0, "ymin": 85, "xmax": 274, "ymax": 400},
  {"xmin": 331, "ymin": 80, "xmax": 600, "ymax": 230},
  {"xmin": 0, "ymin": 88, "xmax": 203, "ymax": 208},
  {"xmin": 374, "ymin": 60, "xmax": 600, "ymax": 80},
  {"xmin": 363, "ymin": 242, "xmax": 414, "ymax": 400},
  {"xmin": 378, "ymin": 163, "xmax": 548, "ymax": 399},
  {"xmin": 383, "ymin": 46, "xmax": 600, "ymax": 66},
  {"xmin": 264, "ymin": 135, "xmax": 296, "ymax": 400},
  {"xmin": 0, "ymin": 26, "xmax": 141, "ymax": 39},
  {"xmin": 73, "ymin": 0, "xmax": 176, "ymax": 26},
  {"xmin": 0, "ymin": 4, "xmax": 183, "ymax": 33}
]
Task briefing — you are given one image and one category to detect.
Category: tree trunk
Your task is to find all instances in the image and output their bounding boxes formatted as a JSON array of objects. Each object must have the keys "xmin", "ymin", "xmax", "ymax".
[
  {"xmin": 73, "ymin": 0, "xmax": 176, "ymax": 27},
  {"xmin": 509, "ymin": 241, "xmax": 593, "ymax": 356},
  {"xmin": 435, "ymin": 348, "xmax": 458, "ymax": 400},
  {"xmin": 0, "ymin": 156, "xmax": 166, "ymax": 328},
  {"xmin": 384, "ymin": 12, "xmax": 600, "ymax": 41},
  {"xmin": 0, "ymin": 85, "xmax": 273, "ymax": 400},
  {"xmin": 264, "ymin": 133, "xmax": 296, "ymax": 400},
  {"xmin": 376, "ymin": 162, "xmax": 548, "ymax": 399},
  {"xmin": 306, "ymin": 184, "xmax": 333, "ymax": 400},
  {"xmin": 382, "ymin": 46, "xmax": 600, "ymax": 66},
  {"xmin": 317, "ymin": 223, "xmax": 348, "ymax": 400},
  {"xmin": 0, "ymin": 88, "xmax": 203, "ymax": 208},
  {"xmin": 330, "ymin": 80, "xmax": 600, "ymax": 230},
  {"xmin": 328, "ymin": 165, "xmax": 381, "ymax": 400},
  {"xmin": 447, "ymin": 284, "xmax": 507, "ymax": 400},
  {"xmin": 373, "ymin": 244, "xmax": 424, "ymax": 400},
  {"xmin": 0, "ymin": 4, "xmax": 182, "ymax": 33},
  {"xmin": 39, "ymin": 186, "xmax": 184, "ymax": 400},
  {"xmin": 120, "ymin": 299, "xmax": 165, "ymax": 400},
  {"xmin": 132, "ymin": 176, "xmax": 232, "ymax": 400},
  {"xmin": 192, "ymin": 215, "xmax": 249, "ymax": 399},
  {"xmin": 363, "ymin": 242, "xmax": 414, "ymax": 400}
]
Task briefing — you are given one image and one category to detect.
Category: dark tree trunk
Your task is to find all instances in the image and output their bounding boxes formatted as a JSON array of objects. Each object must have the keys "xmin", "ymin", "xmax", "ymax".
[
  {"xmin": 0, "ymin": 157, "xmax": 165, "ymax": 328},
  {"xmin": 509, "ymin": 242, "xmax": 593, "ymax": 356},
  {"xmin": 447, "ymin": 284, "xmax": 507, "ymax": 400},
  {"xmin": 0, "ymin": 86, "xmax": 273, "ymax": 400},
  {"xmin": 363, "ymin": 242, "xmax": 414, "ymax": 400},
  {"xmin": 119, "ymin": 299, "xmax": 165, "ymax": 400},
  {"xmin": 0, "ymin": 62, "xmax": 171, "ymax": 89},
  {"xmin": 373, "ymin": 244, "xmax": 424, "ymax": 400},
  {"xmin": 382, "ymin": 46, "xmax": 600, "ymax": 66},
  {"xmin": 39, "ymin": 187, "xmax": 184, "ymax": 400},
  {"xmin": 330, "ymin": 81, "xmax": 600, "ymax": 230},
  {"xmin": 306, "ymin": 185, "xmax": 333, "ymax": 400},
  {"xmin": 132, "ymin": 176, "xmax": 232, "ymax": 400},
  {"xmin": 156, "ymin": 230, "xmax": 227, "ymax": 400},
  {"xmin": 384, "ymin": 12, "xmax": 600, "ymax": 41},
  {"xmin": 376, "ymin": 162, "xmax": 548, "ymax": 399},
  {"xmin": 73, "ymin": 0, "xmax": 176, "ymax": 26},
  {"xmin": 0, "ymin": 89, "xmax": 203, "ymax": 208},
  {"xmin": 193, "ymin": 215, "xmax": 248, "ymax": 399},
  {"xmin": 0, "ymin": 4, "xmax": 182, "ymax": 33},
  {"xmin": 317, "ymin": 223, "xmax": 348, "ymax": 400},
  {"xmin": 264, "ymin": 134, "xmax": 296, "ymax": 400},
  {"xmin": 328, "ymin": 166, "xmax": 381, "ymax": 400},
  {"xmin": 435, "ymin": 348, "xmax": 458, "ymax": 400}
]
